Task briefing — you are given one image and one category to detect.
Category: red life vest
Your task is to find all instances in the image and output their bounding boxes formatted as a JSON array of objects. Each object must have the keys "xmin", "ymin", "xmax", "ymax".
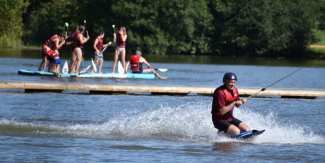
[
  {"xmin": 130, "ymin": 55, "xmax": 142, "ymax": 70},
  {"xmin": 45, "ymin": 50, "xmax": 59, "ymax": 61},
  {"xmin": 42, "ymin": 35, "xmax": 58, "ymax": 49},
  {"xmin": 72, "ymin": 32, "xmax": 83, "ymax": 48},
  {"xmin": 211, "ymin": 85, "xmax": 239, "ymax": 122},
  {"xmin": 96, "ymin": 38, "xmax": 103, "ymax": 51},
  {"xmin": 116, "ymin": 34, "xmax": 126, "ymax": 48}
]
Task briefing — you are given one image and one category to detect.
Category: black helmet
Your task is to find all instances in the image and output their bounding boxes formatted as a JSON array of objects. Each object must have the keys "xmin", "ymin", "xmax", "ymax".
[{"xmin": 223, "ymin": 72, "xmax": 237, "ymax": 82}]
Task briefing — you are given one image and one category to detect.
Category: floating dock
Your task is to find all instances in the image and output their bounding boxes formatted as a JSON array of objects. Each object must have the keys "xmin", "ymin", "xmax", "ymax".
[{"xmin": 0, "ymin": 81, "xmax": 324, "ymax": 99}]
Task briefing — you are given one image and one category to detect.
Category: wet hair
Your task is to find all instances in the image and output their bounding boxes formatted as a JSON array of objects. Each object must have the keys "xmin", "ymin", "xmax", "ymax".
[
  {"xmin": 98, "ymin": 30, "xmax": 105, "ymax": 36},
  {"xmin": 120, "ymin": 27, "xmax": 127, "ymax": 35}
]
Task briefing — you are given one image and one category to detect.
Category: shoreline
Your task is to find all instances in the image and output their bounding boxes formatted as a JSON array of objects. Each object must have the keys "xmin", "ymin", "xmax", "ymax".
[{"xmin": 1, "ymin": 46, "xmax": 325, "ymax": 60}]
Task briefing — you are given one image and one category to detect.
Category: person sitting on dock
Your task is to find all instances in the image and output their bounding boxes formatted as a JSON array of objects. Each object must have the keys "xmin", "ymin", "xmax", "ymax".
[
  {"xmin": 211, "ymin": 72, "xmax": 249, "ymax": 136},
  {"xmin": 125, "ymin": 51, "xmax": 168, "ymax": 79}
]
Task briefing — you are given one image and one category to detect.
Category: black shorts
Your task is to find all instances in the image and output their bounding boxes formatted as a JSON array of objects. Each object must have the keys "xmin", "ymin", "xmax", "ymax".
[
  {"xmin": 132, "ymin": 69, "xmax": 143, "ymax": 73},
  {"xmin": 213, "ymin": 118, "xmax": 242, "ymax": 133}
]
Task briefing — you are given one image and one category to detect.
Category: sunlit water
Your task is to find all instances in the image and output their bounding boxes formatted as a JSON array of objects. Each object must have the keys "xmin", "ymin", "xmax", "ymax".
[{"xmin": 0, "ymin": 49, "xmax": 325, "ymax": 162}]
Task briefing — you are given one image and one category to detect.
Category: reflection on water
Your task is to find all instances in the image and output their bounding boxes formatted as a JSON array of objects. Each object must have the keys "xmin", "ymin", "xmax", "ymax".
[
  {"xmin": 1, "ymin": 48, "xmax": 324, "ymax": 67},
  {"xmin": 212, "ymin": 142, "xmax": 242, "ymax": 153}
]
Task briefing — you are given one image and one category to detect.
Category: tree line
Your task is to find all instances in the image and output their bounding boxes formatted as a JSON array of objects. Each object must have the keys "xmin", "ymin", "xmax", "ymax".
[{"xmin": 1, "ymin": 0, "xmax": 324, "ymax": 57}]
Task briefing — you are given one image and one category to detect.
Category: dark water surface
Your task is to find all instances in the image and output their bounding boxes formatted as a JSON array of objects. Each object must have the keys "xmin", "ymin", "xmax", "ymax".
[{"xmin": 0, "ymin": 48, "xmax": 325, "ymax": 162}]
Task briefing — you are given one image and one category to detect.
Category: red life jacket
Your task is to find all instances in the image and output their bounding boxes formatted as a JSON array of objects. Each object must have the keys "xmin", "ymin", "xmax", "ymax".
[
  {"xmin": 72, "ymin": 32, "xmax": 83, "ymax": 48},
  {"xmin": 42, "ymin": 35, "xmax": 58, "ymax": 49},
  {"xmin": 211, "ymin": 85, "xmax": 239, "ymax": 122},
  {"xmin": 130, "ymin": 55, "xmax": 142, "ymax": 70},
  {"xmin": 96, "ymin": 38, "xmax": 103, "ymax": 51},
  {"xmin": 45, "ymin": 50, "xmax": 59, "ymax": 61},
  {"xmin": 116, "ymin": 34, "xmax": 126, "ymax": 48}
]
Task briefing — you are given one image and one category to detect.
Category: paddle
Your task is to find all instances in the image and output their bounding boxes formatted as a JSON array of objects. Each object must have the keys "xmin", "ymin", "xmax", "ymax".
[
  {"xmin": 62, "ymin": 22, "xmax": 69, "ymax": 74},
  {"xmin": 83, "ymin": 20, "xmax": 87, "ymax": 69},
  {"xmin": 113, "ymin": 25, "xmax": 116, "ymax": 40},
  {"xmin": 154, "ymin": 68, "xmax": 168, "ymax": 72},
  {"xmin": 91, "ymin": 58, "xmax": 97, "ymax": 73},
  {"xmin": 80, "ymin": 65, "xmax": 91, "ymax": 74},
  {"xmin": 102, "ymin": 41, "xmax": 112, "ymax": 52},
  {"xmin": 118, "ymin": 61, "xmax": 124, "ymax": 74},
  {"xmin": 79, "ymin": 58, "xmax": 97, "ymax": 74}
]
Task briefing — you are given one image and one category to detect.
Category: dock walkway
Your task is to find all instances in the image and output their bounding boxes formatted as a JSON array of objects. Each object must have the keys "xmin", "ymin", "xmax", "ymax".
[{"xmin": 1, "ymin": 81, "xmax": 324, "ymax": 99}]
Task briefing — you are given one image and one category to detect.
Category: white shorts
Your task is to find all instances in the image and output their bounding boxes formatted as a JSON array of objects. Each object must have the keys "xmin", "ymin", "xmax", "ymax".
[
  {"xmin": 95, "ymin": 51, "xmax": 103, "ymax": 60},
  {"xmin": 117, "ymin": 47, "xmax": 125, "ymax": 52}
]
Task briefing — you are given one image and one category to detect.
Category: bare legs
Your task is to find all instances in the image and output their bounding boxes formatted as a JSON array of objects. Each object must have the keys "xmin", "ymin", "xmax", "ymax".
[
  {"xmin": 69, "ymin": 47, "xmax": 82, "ymax": 74},
  {"xmin": 121, "ymin": 48, "xmax": 126, "ymax": 72},
  {"xmin": 112, "ymin": 49, "xmax": 119, "ymax": 73},
  {"xmin": 98, "ymin": 59, "xmax": 103, "ymax": 73},
  {"xmin": 38, "ymin": 47, "xmax": 48, "ymax": 71},
  {"xmin": 49, "ymin": 62, "xmax": 61, "ymax": 77},
  {"xmin": 226, "ymin": 122, "xmax": 250, "ymax": 136},
  {"xmin": 38, "ymin": 55, "xmax": 48, "ymax": 71},
  {"xmin": 91, "ymin": 59, "xmax": 103, "ymax": 73},
  {"xmin": 69, "ymin": 49, "xmax": 76, "ymax": 73},
  {"xmin": 75, "ymin": 48, "xmax": 82, "ymax": 74},
  {"xmin": 112, "ymin": 48, "xmax": 125, "ymax": 73},
  {"xmin": 142, "ymin": 69, "xmax": 168, "ymax": 79}
]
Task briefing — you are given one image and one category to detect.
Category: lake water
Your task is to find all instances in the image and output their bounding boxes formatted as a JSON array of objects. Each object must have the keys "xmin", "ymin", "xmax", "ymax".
[{"xmin": 0, "ymin": 48, "xmax": 325, "ymax": 162}]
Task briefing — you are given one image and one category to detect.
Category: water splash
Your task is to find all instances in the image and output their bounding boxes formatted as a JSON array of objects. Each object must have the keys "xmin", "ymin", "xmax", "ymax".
[{"xmin": 0, "ymin": 102, "xmax": 324, "ymax": 144}]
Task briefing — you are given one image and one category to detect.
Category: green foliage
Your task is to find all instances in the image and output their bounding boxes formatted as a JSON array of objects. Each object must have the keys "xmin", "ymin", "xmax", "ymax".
[
  {"xmin": 211, "ymin": 0, "xmax": 319, "ymax": 57},
  {"xmin": 23, "ymin": 0, "xmax": 214, "ymax": 54},
  {"xmin": 0, "ymin": 0, "xmax": 29, "ymax": 47},
  {"xmin": 10, "ymin": 0, "xmax": 325, "ymax": 57}
]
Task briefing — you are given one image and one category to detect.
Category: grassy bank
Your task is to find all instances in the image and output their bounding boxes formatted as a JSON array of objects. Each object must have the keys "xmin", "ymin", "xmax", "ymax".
[
  {"xmin": 0, "ymin": 35, "xmax": 40, "ymax": 49},
  {"xmin": 0, "ymin": 35, "xmax": 21, "ymax": 48},
  {"xmin": 307, "ymin": 29, "xmax": 325, "ymax": 55}
]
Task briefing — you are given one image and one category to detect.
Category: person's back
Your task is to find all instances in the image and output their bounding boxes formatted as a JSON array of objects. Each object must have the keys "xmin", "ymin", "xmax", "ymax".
[{"xmin": 130, "ymin": 54, "xmax": 143, "ymax": 73}]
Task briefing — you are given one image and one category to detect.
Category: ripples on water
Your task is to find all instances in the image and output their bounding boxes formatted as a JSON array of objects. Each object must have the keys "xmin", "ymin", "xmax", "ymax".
[
  {"xmin": 0, "ymin": 50, "xmax": 325, "ymax": 162},
  {"xmin": 1, "ymin": 98, "xmax": 323, "ymax": 144}
]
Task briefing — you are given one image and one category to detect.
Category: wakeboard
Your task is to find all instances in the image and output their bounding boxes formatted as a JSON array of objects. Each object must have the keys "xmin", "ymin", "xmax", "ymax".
[{"xmin": 230, "ymin": 130, "xmax": 265, "ymax": 140}]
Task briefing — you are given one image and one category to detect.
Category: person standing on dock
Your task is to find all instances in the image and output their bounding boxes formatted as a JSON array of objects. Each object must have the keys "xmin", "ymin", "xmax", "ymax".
[
  {"xmin": 211, "ymin": 72, "xmax": 249, "ymax": 136},
  {"xmin": 125, "ymin": 51, "xmax": 168, "ymax": 79},
  {"xmin": 112, "ymin": 26, "xmax": 127, "ymax": 73},
  {"xmin": 91, "ymin": 30, "xmax": 112, "ymax": 73}
]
